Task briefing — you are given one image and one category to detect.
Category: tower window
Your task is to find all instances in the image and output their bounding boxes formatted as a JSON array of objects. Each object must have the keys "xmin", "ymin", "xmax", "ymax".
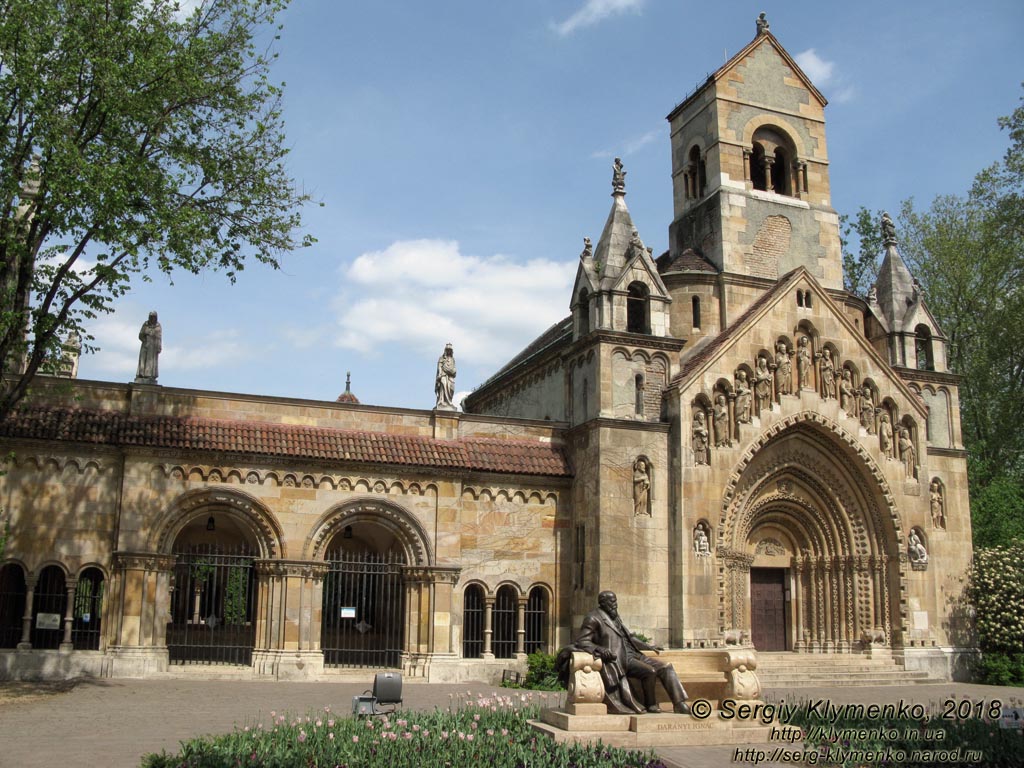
[
  {"xmin": 915, "ymin": 325, "xmax": 934, "ymax": 371},
  {"xmin": 751, "ymin": 142, "xmax": 768, "ymax": 191},
  {"xmin": 635, "ymin": 374, "xmax": 645, "ymax": 417},
  {"xmin": 626, "ymin": 282, "xmax": 650, "ymax": 334},
  {"xmin": 578, "ymin": 288, "xmax": 590, "ymax": 336}
]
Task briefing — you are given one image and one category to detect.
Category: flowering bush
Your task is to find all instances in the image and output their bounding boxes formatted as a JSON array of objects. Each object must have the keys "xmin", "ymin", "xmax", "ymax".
[
  {"xmin": 141, "ymin": 691, "xmax": 665, "ymax": 768},
  {"xmin": 969, "ymin": 543, "xmax": 1024, "ymax": 684}
]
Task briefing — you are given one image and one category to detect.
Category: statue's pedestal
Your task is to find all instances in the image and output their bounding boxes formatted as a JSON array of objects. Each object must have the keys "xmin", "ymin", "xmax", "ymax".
[{"xmin": 533, "ymin": 709, "xmax": 771, "ymax": 748}]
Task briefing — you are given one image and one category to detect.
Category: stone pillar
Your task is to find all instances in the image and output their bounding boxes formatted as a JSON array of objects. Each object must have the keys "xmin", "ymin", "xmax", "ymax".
[
  {"xmin": 761, "ymin": 156, "xmax": 774, "ymax": 192},
  {"xmin": 59, "ymin": 579, "xmax": 78, "ymax": 652},
  {"xmin": 742, "ymin": 148, "xmax": 752, "ymax": 181},
  {"xmin": 515, "ymin": 596, "xmax": 528, "ymax": 660},
  {"xmin": 17, "ymin": 575, "xmax": 36, "ymax": 650},
  {"xmin": 107, "ymin": 552, "xmax": 176, "ymax": 676},
  {"xmin": 792, "ymin": 556, "xmax": 805, "ymax": 652},
  {"xmin": 728, "ymin": 392, "xmax": 737, "ymax": 444},
  {"xmin": 482, "ymin": 597, "xmax": 495, "ymax": 660},
  {"xmin": 251, "ymin": 559, "xmax": 327, "ymax": 680}
]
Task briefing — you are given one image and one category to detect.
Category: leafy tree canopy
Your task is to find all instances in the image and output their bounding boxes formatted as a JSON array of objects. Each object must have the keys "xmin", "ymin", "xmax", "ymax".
[{"xmin": 0, "ymin": 0, "xmax": 313, "ymax": 419}]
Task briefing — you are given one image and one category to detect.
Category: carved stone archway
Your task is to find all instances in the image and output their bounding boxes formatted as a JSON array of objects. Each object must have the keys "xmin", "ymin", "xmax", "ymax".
[
  {"xmin": 154, "ymin": 488, "xmax": 284, "ymax": 559},
  {"xmin": 718, "ymin": 414, "xmax": 906, "ymax": 652}
]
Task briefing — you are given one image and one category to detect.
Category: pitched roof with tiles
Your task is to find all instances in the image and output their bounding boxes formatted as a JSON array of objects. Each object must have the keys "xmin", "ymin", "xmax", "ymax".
[
  {"xmin": 0, "ymin": 406, "xmax": 572, "ymax": 478},
  {"xmin": 656, "ymin": 249, "xmax": 719, "ymax": 274}
]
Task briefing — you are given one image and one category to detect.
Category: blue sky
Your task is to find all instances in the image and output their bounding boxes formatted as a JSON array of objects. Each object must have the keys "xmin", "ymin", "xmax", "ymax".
[{"xmin": 77, "ymin": 0, "xmax": 1024, "ymax": 411}]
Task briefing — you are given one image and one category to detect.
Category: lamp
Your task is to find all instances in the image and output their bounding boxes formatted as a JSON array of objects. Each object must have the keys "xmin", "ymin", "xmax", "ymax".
[
  {"xmin": 343, "ymin": 525, "xmax": 353, "ymax": 539},
  {"xmin": 206, "ymin": 516, "xmax": 215, "ymax": 532}
]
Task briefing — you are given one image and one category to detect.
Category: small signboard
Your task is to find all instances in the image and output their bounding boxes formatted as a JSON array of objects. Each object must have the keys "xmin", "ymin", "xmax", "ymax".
[
  {"xmin": 1000, "ymin": 708, "xmax": 1024, "ymax": 730},
  {"xmin": 340, "ymin": 607, "xmax": 356, "ymax": 619},
  {"xmin": 35, "ymin": 612, "xmax": 62, "ymax": 630}
]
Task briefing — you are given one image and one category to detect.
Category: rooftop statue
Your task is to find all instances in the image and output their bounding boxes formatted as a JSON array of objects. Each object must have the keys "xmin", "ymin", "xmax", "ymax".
[
  {"xmin": 434, "ymin": 343, "xmax": 457, "ymax": 410},
  {"xmin": 135, "ymin": 311, "xmax": 162, "ymax": 384}
]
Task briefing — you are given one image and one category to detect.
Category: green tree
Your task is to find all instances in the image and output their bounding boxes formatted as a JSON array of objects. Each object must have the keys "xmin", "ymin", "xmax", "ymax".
[
  {"xmin": 840, "ymin": 206, "xmax": 883, "ymax": 297},
  {"xmin": 0, "ymin": 0, "xmax": 313, "ymax": 421}
]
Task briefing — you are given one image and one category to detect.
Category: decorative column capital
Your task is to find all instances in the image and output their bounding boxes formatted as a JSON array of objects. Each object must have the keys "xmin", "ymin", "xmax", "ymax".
[
  {"xmin": 253, "ymin": 559, "xmax": 329, "ymax": 580},
  {"xmin": 113, "ymin": 551, "xmax": 177, "ymax": 573}
]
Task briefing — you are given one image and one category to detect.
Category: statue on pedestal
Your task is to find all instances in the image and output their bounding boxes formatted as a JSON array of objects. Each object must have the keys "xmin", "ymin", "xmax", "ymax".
[
  {"xmin": 135, "ymin": 311, "xmax": 162, "ymax": 384},
  {"xmin": 434, "ymin": 343, "xmax": 457, "ymax": 410}
]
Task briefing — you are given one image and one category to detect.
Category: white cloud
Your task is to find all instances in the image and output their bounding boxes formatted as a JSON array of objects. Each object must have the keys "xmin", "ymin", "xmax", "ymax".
[
  {"xmin": 86, "ymin": 315, "xmax": 252, "ymax": 377},
  {"xmin": 592, "ymin": 127, "xmax": 661, "ymax": 159},
  {"xmin": 552, "ymin": 0, "xmax": 645, "ymax": 37},
  {"xmin": 334, "ymin": 239, "xmax": 575, "ymax": 367},
  {"xmin": 794, "ymin": 49, "xmax": 834, "ymax": 87}
]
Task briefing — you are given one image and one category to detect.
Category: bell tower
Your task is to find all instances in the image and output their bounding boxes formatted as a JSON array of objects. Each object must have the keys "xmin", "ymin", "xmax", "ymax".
[{"xmin": 665, "ymin": 15, "xmax": 843, "ymax": 289}]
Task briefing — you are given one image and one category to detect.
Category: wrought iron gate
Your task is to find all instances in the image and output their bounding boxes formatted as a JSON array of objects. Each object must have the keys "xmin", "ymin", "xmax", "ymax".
[
  {"xmin": 168, "ymin": 546, "xmax": 256, "ymax": 665},
  {"xmin": 321, "ymin": 550, "xmax": 404, "ymax": 668}
]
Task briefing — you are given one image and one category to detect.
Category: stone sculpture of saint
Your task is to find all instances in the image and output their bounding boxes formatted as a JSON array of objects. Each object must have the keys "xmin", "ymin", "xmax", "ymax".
[
  {"xmin": 692, "ymin": 411, "xmax": 709, "ymax": 465},
  {"xmin": 879, "ymin": 413, "xmax": 894, "ymax": 459},
  {"xmin": 434, "ymin": 343, "xmax": 457, "ymax": 410},
  {"xmin": 839, "ymin": 369, "xmax": 856, "ymax": 417},
  {"xmin": 694, "ymin": 525, "xmax": 710, "ymax": 557},
  {"xmin": 930, "ymin": 481, "xmax": 946, "ymax": 529},
  {"xmin": 899, "ymin": 427, "xmax": 916, "ymax": 478},
  {"xmin": 755, "ymin": 12, "xmax": 770, "ymax": 35},
  {"xmin": 754, "ymin": 356, "xmax": 772, "ymax": 413},
  {"xmin": 818, "ymin": 348, "xmax": 836, "ymax": 400},
  {"xmin": 735, "ymin": 371, "xmax": 752, "ymax": 424},
  {"xmin": 135, "ymin": 311, "xmax": 162, "ymax": 384},
  {"xmin": 908, "ymin": 530, "xmax": 928, "ymax": 564},
  {"xmin": 713, "ymin": 395, "xmax": 729, "ymax": 447},
  {"xmin": 774, "ymin": 340, "xmax": 792, "ymax": 396},
  {"xmin": 860, "ymin": 386, "xmax": 876, "ymax": 434},
  {"xmin": 612, "ymin": 157, "xmax": 626, "ymax": 193},
  {"xmin": 881, "ymin": 211, "xmax": 897, "ymax": 244},
  {"xmin": 796, "ymin": 336, "xmax": 811, "ymax": 390},
  {"xmin": 633, "ymin": 458, "xmax": 651, "ymax": 517}
]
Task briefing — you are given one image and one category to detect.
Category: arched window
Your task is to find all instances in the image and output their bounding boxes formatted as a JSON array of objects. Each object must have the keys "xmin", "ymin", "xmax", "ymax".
[
  {"xmin": 524, "ymin": 586, "xmax": 549, "ymax": 654},
  {"xmin": 796, "ymin": 290, "xmax": 804, "ymax": 308},
  {"xmin": 462, "ymin": 584, "xmax": 484, "ymax": 658},
  {"xmin": 751, "ymin": 126, "xmax": 797, "ymax": 197},
  {"xmin": 73, "ymin": 568, "xmax": 105, "ymax": 650},
  {"xmin": 0, "ymin": 563, "xmax": 26, "ymax": 648},
  {"xmin": 688, "ymin": 146, "xmax": 706, "ymax": 199},
  {"xmin": 626, "ymin": 282, "xmax": 649, "ymax": 334},
  {"xmin": 772, "ymin": 148, "xmax": 790, "ymax": 196},
  {"xmin": 635, "ymin": 374, "xmax": 645, "ymax": 417},
  {"xmin": 915, "ymin": 325, "xmax": 934, "ymax": 371},
  {"xmin": 692, "ymin": 295, "xmax": 701, "ymax": 328},
  {"xmin": 492, "ymin": 585, "xmax": 518, "ymax": 659},
  {"xmin": 751, "ymin": 142, "xmax": 768, "ymax": 191},
  {"xmin": 578, "ymin": 288, "xmax": 590, "ymax": 337},
  {"xmin": 32, "ymin": 565, "xmax": 67, "ymax": 650},
  {"xmin": 804, "ymin": 291, "xmax": 812, "ymax": 308}
]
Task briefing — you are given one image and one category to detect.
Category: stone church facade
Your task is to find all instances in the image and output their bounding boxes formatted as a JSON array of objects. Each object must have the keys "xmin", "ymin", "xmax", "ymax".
[{"xmin": 0, "ymin": 22, "xmax": 972, "ymax": 682}]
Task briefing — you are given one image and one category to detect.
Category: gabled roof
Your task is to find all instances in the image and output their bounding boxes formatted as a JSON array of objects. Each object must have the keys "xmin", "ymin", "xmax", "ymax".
[
  {"xmin": 0, "ymin": 406, "xmax": 572, "ymax": 477},
  {"xmin": 666, "ymin": 31, "xmax": 827, "ymax": 122},
  {"xmin": 469, "ymin": 316, "xmax": 573, "ymax": 398},
  {"xmin": 657, "ymin": 248, "xmax": 719, "ymax": 275},
  {"xmin": 611, "ymin": 242, "xmax": 671, "ymax": 296}
]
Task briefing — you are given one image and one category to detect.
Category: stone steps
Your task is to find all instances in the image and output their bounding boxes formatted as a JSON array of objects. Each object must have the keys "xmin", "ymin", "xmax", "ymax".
[{"xmin": 754, "ymin": 652, "xmax": 943, "ymax": 688}]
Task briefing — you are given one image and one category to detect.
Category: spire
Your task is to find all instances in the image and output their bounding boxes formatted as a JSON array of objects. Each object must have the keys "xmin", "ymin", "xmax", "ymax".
[
  {"xmin": 336, "ymin": 371, "xmax": 360, "ymax": 404},
  {"xmin": 592, "ymin": 158, "xmax": 639, "ymax": 280},
  {"xmin": 873, "ymin": 212, "xmax": 920, "ymax": 332}
]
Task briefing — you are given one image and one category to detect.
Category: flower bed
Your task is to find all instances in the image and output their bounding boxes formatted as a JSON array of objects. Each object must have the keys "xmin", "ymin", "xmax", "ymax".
[{"xmin": 141, "ymin": 691, "xmax": 666, "ymax": 768}]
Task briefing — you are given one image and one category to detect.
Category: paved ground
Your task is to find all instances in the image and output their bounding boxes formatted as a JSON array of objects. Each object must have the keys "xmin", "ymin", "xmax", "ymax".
[{"xmin": 1, "ymin": 677, "xmax": 1022, "ymax": 768}]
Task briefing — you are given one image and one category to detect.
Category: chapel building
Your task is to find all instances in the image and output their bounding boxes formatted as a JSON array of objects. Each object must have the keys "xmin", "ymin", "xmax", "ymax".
[{"xmin": 0, "ymin": 20, "xmax": 972, "ymax": 683}]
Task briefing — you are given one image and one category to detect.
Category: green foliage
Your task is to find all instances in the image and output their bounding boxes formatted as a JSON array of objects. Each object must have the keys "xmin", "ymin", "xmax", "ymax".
[
  {"xmin": 976, "ymin": 652, "xmax": 1024, "ymax": 687},
  {"xmin": 223, "ymin": 563, "xmax": 250, "ymax": 625},
  {"xmin": 140, "ymin": 693, "xmax": 665, "ymax": 768},
  {"xmin": 522, "ymin": 651, "xmax": 563, "ymax": 691},
  {"xmin": 970, "ymin": 476, "xmax": 1024, "ymax": 548},
  {"xmin": 190, "ymin": 558, "xmax": 215, "ymax": 585},
  {"xmin": 968, "ymin": 543, "xmax": 1024, "ymax": 657},
  {"xmin": 840, "ymin": 206, "xmax": 883, "ymax": 297},
  {"xmin": 0, "ymin": 514, "xmax": 8, "ymax": 560},
  {"xmin": 0, "ymin": 0, "xmax": 314, "ymax": 421}
]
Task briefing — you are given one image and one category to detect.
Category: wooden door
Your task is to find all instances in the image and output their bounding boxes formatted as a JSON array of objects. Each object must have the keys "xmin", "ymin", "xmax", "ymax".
[{"xmin": 750, "ymin": 568, "xmax": 787, "ymax": 651}]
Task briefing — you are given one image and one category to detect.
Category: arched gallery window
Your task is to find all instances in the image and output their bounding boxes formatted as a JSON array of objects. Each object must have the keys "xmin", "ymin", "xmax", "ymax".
[
  {"xmin": 0, "ymin": 563, "xmax": 26, "ymax": 648},
  {"xmin": 524, "ymin": 586, "xmax": 549, "ymax": 654},
  {"xmin": 915, "ymin": 325, "xmax": 934, "ymax": 371},
  {"xmin": 72, "ymin": 567, "xmax": 105, "ymax": 650},
  {"xmin": 577, "ymin": 288, "xmax": 590, "ymax": 336},
  {"xmin": 32, "ymin": 565, "xmax": 67, "ymax": 650},
  {"xmin": 492, "ymin": 585, "xmax": 518, "ymax": 659},
  {"xmin": 750, "ymin": 126, "xmax": 797, "ymax": 197},
  {"xmin": 626, "ymin": 282, "xmax": 650, "ymax": 334},
  {"xmin": 462, "ymin": 584, "xmax": 484, "ymax": 659}
]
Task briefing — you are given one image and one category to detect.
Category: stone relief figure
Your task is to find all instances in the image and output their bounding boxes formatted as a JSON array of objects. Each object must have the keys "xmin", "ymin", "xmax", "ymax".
[
  {"xmin": 434, "ymin": 343, "xmax": 457, "ymax": 410},
  {"xmin": 612, "ymin": 157, "xmax": 626, "ymax": 193},
  {"xmin": 774, "ymin": 340, "xmax": 792, "ymax": 396},
  {"xmin": 135, "ymin": 311, "xmax": 162, "ymax": 384},
  {"xmin": 754, "ymin": 355, "xmax": 772, "ymax": 412},
  {"xmin": 817, "ymin": 348, "xmax": 836, "ymax": 400},
  {"xmin": 899, "ymin": 427, "xmax": 916, "ymax": 478},
  {"xmin": 796, "ymin": 336, "xmax": 811, "ymax": 389},
  {"xmin": 693, "ymin": 524, "xmax": 711, "ymax": 557},
  {"xmin": 735, "ymin": 371, "xmax": 752, "ymax": 424},
  {"xmin": 908, "ymin": 530, "xmax": 928, "ymax": 564},
  {"xmin": 567, "ymin": 590, "xmax": 690, "ymax": 715},
  {"xmin": 930, "ymin": 481, "xmax": 946, "ymax": 529},
  {"xmin": 713, "ymin": 395, "xmax": 730, "ymax": 447},
  {"xmin": 839, "ymin": 369, "xmax": 856, "ymax": 416},
  {"xmin": 692, "ymin": 411, "xmax": 709, "ymax": 465},
  {"xmin": 859, "ymin": 386, "xmax": 876, "ymax": 434},
  {"xmin": 878, "ymin": 413, "xmax": 894, "ymax": 459},
  {"xmin": 633, "ymin": 458, "xmax": 651, "ymax": 517}
]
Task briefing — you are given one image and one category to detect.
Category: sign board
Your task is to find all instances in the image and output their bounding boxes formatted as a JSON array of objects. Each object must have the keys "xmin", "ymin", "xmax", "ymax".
[
  {"xmin": 340, "ymin": 607, "xmax": 356, "ymax": 619},
  {"xmin": 35, "ymin": 612, "xmax": 62, "ymax": 630}
]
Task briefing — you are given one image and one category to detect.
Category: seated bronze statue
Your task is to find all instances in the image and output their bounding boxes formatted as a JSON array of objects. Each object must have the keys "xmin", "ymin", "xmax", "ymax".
[{"xmin": 559, "ymin": 590, "xmax": 690, "ymax": 715}]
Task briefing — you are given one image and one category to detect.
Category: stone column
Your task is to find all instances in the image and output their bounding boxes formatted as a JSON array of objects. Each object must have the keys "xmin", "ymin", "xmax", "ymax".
[
  {"xmin": 792, "ymin": 556, "xmax": 805, "ymax": 652},
  {"xmin": 761, "ymin": 156, "xmax": 774, "ymax": 192},
  {"xmin": 515, "ymin": 596, "xmax": 528, "ymax": 660},
  {"xmin": 17, "ymin": 575, "xmax": 36, "ymax": 650},
  {"xmin": 482, "ymin": 597, "xmax": 495, "ymax": 660},
  {"xmin": 728, "ymin": 392, "xmax": 737, "ymax": 444},
  {"xmin": 59, "ymin": 579, "xmax": 78, "ymax": 652},
  {"xmin": 107, "ymin": 552, "xmax": 176, "ymax": 676},
  {"xmin": 742, "ymin": 148, "xmax": 752, "ymax": 181},
  {"xmin": 251, "ymin": 559, "xmax": 327, "ymax": 680}
]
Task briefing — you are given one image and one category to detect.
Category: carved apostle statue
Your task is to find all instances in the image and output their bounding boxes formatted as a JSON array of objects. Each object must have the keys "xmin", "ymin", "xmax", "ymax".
[
  {"xmin": 839, "ymin": 369, "xmax": 856, "ymax": 417},
  {"xmin": 434, "ymin": 343, "xmax": 457, "ymax": 410},
  {"xmin": 930, "ymin": 481, "xmax": 946, "ymax": 529},
  {"xmin": 633, "ymin": 458, "xmax": 651, "ymax": 516},
  {"xmin": 818, "ymin": 348, "xmax": 836, "ymax": 400},
  {"xmin": 135, "ymin": 311, "xmax": 162, "ymax": 384},
  {"xmin": 796, "ymin": 336, "xmax": 812, "ymax": 390},
  {"xmin": 754, "ymin": 355, "xmax": 772, "ymax": 412},
  {"xmin": 899, "ymin": 427, "xmax": 916, "ymax": 478},
  {"xmin": 879, "ymin": 413, "xmax": 894, "ymax": 459},
  {"xmin": 692, "ymin": 412, "xmax": 709, "ymax": 465},
  {"xmin": 735, "ymin": 370, "xmax": 752, "ymax": 424},
  {"xmin": 713, "ymin": 395, "xmax": 729, "ymax": 447},
  {"xmin": 774, "ymin": 340, "xmax": 792, "ymax": 396}
]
